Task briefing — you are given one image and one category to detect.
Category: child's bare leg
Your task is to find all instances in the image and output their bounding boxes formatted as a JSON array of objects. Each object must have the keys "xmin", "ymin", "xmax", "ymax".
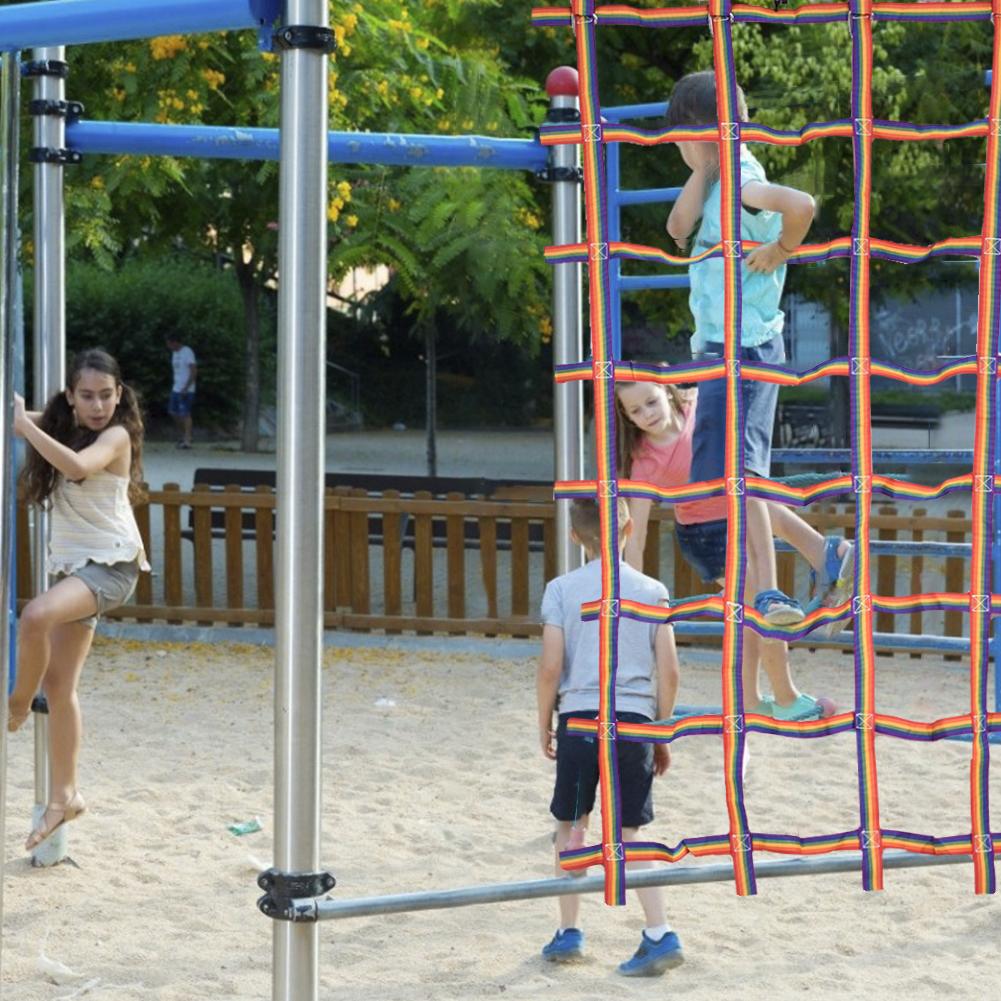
[
  {"xmin": 767, "ymin": 502, "xmax": 826, "ymax": 573},
  {"xmin": 622, "ymin": 826, "xmax": 667, "ymax": 927},
  {"xmin": 746, "ymin": 499, "xmax": 778, "ymax": 591},
  {"xmin": 41, "ymin": 621, "xmax": 94, "ymax": 803},
  {"xmin": 10, "ymin": 577, "xmax": 97, "ymax": 731},
  {"xmin": 743, "ymin": 542, "xmax": 798, "ymax": 707},
  {"xmin": 554, "ymin": 819, "xmax": 586, "ymax": 929}
]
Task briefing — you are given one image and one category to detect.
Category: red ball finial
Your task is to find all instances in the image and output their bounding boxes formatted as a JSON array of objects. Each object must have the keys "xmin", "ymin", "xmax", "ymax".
[{"xmin": 545, "ymin": 66, "xmax": 579, "ymax": 97}]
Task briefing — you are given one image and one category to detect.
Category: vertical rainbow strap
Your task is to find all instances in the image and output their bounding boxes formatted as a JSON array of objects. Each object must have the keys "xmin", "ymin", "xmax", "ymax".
[
  {"xmin": 571, "ymin": 0, "xmax": 627, "ymax": 905},
  {"xmin": 848, "ymin": 0, "xmax": 883, "ymax": 892},
  {"xmin": 968, "ymin": 0, "xmax": 1001, "ymax": 897},
  {"xmin": 708, "ymin": 0, "xmax": 756, "ymax": 897}
]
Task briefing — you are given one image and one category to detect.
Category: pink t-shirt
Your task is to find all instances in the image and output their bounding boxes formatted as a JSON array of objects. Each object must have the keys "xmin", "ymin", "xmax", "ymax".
[{"xmin": 629, "ymin": 400, "xmax": 727, "ymax": 525}]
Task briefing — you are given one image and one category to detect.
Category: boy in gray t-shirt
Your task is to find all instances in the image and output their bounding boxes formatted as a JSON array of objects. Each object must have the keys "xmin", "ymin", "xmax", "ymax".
[{"xmin": 537, "ymin": 498, "xmax": 683, "ymax": 977}]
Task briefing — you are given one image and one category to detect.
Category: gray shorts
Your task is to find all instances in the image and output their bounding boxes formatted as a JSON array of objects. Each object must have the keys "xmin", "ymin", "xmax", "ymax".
[{"xmin": 59, "ymin": 559, "xmax": 140, "ymax": 628}]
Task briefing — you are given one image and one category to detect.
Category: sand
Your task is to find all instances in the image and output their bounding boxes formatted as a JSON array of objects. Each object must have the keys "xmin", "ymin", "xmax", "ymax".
[{"xmin": 3, "ymin": 636, "xmax": 1000, "ymax": 1000}]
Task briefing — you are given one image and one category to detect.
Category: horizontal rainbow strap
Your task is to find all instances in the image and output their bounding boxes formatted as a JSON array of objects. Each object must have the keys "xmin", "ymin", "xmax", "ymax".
[{"xmin": 531, "ymin": 3, "xmax": 993, "ymax": 30}]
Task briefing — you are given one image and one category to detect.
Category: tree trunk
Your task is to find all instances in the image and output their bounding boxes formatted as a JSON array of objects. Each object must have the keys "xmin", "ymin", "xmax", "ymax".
[
  {"xmin": 425, "ymin": 326, "xmax": 437, "ymax": 477},
  {"xmin": 236, "ymin": 258, "xmax": 261, "ymax": 453}
]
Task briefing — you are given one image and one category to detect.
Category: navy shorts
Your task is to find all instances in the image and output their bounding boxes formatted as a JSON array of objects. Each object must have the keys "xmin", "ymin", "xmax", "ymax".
[
  {"xmin": 691, "ymin": 332, "xmax": 784, "ymax": 482},
  {"xmin": 168, "ymin": 391, "xmax": 195, "ymax": 418},
  {"xmin": 549, "ymin": 711, "xmax": 655, "ymax": 829},
  {"xmin": 675, "ymin": 519, "xmax": 728, "ymax": 585}
]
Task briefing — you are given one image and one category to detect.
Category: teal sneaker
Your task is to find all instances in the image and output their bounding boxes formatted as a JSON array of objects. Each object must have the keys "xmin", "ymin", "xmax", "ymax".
[
  {"xmin": 542, "ymin": 928, "xmax": 584, "ymax": 962},
  {"xmin": 618, "ymin": 930, "xmax": 684, "ymax": 977},
  {"xmin": 748, "ymin": 695, "xmax": 775, "ymax": 716},
  {"xmin": 772, "ymin": 693, "xmax": 824, "ymax": 722}
]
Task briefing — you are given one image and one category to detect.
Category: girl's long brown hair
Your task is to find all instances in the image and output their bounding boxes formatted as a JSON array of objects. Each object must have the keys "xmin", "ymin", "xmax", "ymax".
[
  {"xmin": 614, "ymin": 371, "xmax": 691, "ymax": 478},
  {"xmin": 20, "ymin": 349, "xmax": 146, "ymax": 507}
]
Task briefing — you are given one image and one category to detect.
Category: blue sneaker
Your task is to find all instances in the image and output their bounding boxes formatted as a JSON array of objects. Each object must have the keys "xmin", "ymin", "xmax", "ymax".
[
  {"xmin": 542, "ymin": 928, "xmax": 584, "ymax": 962},
  {"xmin": 618, "ymin": 930, "xmax": 684, "ymax": 977},
  {"xmin": 753, "ymin": 588, "xmax": 805, "ymax": 626}
]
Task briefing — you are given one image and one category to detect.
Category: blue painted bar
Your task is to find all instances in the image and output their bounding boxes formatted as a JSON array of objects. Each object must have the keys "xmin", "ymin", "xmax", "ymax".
[
  {"xmin": 774, "ymin": 539, "xmax": 971, "ymax": 559},
  {"xmin": 66, "ymin": 120, "xmax": 548, "ymax": 171},
  {"xmin": 773, "ymin": 448, "xmax": 973, "ymax": 465},
  {"xmin": 619, "ymin": 274, "xmax": 688, "ymax": 291},
  {"xmin": 0, "ymin": 0, "xmax": 279, "ymax": 51},
  {"xmin": 603, "ymin": 102, "xmax": 668, "ymax": 123},
  {"xmin": 607, "ymin": 140, "xmax": 623, "ymax": 358},
  {"xmin": 618, "ymin": 187, "xmax": 682, "ymax": 206}
]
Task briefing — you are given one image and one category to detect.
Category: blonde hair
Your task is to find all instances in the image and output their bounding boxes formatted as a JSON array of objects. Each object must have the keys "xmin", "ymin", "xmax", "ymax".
[
  {"xmin": 614, "ymin": 375, "xmax": 691, "ymax": 478},
  {"xmin": 570, "ymin": 498, "xmax": 630, "ymax": 550}
]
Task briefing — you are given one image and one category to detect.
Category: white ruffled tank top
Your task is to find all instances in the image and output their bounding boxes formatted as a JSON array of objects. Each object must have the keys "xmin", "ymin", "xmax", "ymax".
[{"xmin": 47, "ymin": 469, "xmax": 150, "ymax": 576}]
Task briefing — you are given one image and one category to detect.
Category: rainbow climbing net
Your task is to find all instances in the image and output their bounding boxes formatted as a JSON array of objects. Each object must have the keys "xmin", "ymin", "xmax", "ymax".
[{"xmin": 531, "ymin": 0, "xmax": 1001, "ymax": 901}]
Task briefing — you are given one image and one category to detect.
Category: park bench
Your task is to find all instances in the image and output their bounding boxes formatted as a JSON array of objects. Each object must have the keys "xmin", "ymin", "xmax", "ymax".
[
  {"xmin": 777, "ymin": 401, "xmax": 941, "ymax": 450},
  {"xmin": 183, "ymin": 467, "xmax": 552, "ymax": 552}
]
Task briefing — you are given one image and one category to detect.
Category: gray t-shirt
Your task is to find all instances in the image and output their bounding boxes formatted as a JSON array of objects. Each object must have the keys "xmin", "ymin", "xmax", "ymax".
[{"xmin": 540, "ymin": 558, "xmax": 669, "ymax": 719}]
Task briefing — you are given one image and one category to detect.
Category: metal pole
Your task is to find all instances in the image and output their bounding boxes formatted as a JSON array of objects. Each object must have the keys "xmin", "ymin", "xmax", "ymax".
[
  {"xmin": 547, "ymin": 69, "xmax": 584, "ymax": 575},
  {"xmin": 29, "ymin": 46, "xmax": 69, "ymax": 866},
  {"xmin": 0, "ymin": 46, "xmax": 23, "ymax": 962},
  {"xmin": 303, "ymin": 850, "xmax": 970, "ymax": 922},
  {"xmin": 272, "ymin": 2, "xmax": 327, "ymax": 998}
]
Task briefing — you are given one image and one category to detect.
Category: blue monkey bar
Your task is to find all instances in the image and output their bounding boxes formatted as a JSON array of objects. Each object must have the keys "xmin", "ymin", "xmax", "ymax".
[
  {"xmin": 0, "ymin": 0, "xmax": 280, "ymax": 51},
  {"xmin": 65, "ymin": 120, "xmax": 548, "ymax": 171}
]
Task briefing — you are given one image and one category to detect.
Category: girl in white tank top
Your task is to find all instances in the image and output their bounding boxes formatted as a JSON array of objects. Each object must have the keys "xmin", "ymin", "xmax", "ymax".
[{"xmin": 11, "ymin": 348, "xmax": 148, "ymax": 853}]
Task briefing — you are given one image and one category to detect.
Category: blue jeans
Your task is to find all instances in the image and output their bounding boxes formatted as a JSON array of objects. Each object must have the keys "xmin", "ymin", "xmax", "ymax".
[
  {"xmin": 675, "ymin": 520, "xmax": 728, "ymax": 584},
  {"xmin": 691, "ymin": 332, "xmax": 784, "ymax": 482}
]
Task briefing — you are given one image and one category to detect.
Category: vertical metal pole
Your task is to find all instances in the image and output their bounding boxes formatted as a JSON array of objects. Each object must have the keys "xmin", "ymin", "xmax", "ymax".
[
  {"xmin": 273, "ymin": 3, "xmax": 327, "ymax": 999},
  {"xmin": 0, "ymin": 47, "xmax": 23, "ymax": 957},
  {"xmin": 30, "ymin": 47, "xmax": 68, "ymax": 864},
  {"xmin": 606, "ymin": 139, "xmax": 623, "ymax": 360},
  {"xmin": 547, "ymin": 74, "xmax": 584, "ymax": 575}
]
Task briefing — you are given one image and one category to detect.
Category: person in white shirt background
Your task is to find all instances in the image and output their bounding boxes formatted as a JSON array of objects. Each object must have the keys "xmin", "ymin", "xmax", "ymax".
[{"xmin": 166, "ymin": 335, "xmax": 197, "ymax": 449}]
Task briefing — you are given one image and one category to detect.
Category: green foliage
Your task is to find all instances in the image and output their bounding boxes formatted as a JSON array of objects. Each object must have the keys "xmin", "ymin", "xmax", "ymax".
[{"xmin": 26, "ymin": 257, "xmax": 251, "ymax": 432}]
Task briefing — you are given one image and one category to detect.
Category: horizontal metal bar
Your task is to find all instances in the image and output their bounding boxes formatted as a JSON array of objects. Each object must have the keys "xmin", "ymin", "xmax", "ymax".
[
  {"xmin": 673, "ymin": 622, "xmax": 973, "ymax": 654},
  {"xmin": 773, "ymin": 539, "xmax": 971, "ymax": 559},
  {"xmin": 773, "ymin": 449, "xmax": 973, "ymax": 465},
  {"xmin": 304, "ymin": 850, "xmax": 969, "ymax": 922},
  {"xmin": 619, "ymin": 274, "xmax": 689, "ymax": 291},
  {"xmin": 617, "ymin": 186, "xmax": 682, "ymax": 206},
  {"xmin": 0, "ymin": 0, "xmax": 278, "ymax": 51},
  {"xmin": 66, "ymin": 120, "xmax": 547, "ymax": 170},
  {"xmin": 602, "ymin": 102, "xmax": 668, "ymax": 123}
]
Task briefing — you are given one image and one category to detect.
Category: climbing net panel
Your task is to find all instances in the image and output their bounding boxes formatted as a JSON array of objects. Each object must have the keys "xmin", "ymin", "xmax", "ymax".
[{"xmin": 532, "ymin": 0, "xmax": 1001, "ymax": 900}]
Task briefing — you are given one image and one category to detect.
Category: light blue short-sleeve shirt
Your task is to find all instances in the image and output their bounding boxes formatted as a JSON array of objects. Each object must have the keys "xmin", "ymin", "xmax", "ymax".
[
  {"xmin": 540, "ymin": 559, "xmax": 669, "ymax": 719},
  {"xmin": 688, "ymin": 146, "xmax": 785, "ymax": 353}
]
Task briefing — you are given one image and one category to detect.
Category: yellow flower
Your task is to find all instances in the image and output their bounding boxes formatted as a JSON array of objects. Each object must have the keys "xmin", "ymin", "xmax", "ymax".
[
  {"xmin": 376, "ymin": 80, "xmax": 389, "ymax": 97},
  {"xmin": 345, "ymin": 215, "xmax": 358, "ymax": 228},
  {"xmin": 201, "ymin": 68, "xmax": 225, "ymax": 90},
  {"xmin": 387, "ymin": 198, "xmax": 401, "ymax": 212},
  {"xmin": 436, "ymin": 88, "xmax": 444, "ymax": 100},
  {"xmin": 416, "ymin": 37, "xmax": 429, "ymax": 50},
  {"xmin": 149, "ymin": 35, "xmax": 187, "ymax": 61},
  {"xmin": 327, "ymin": 203, "xmax": 341, "ymax": 223},
  {"xmin": 410, "ymin": 86, "xmax": 422, "ymax": 99},
  {"xmin": 336, "ymin": 180, "xmax": 352, "ymax": 202},
  {"xmin": 342, "ymin": 13, "xmax": 358, "ymax": 32},
  {"xmin": 90, "ymin": 176, "xmax": 104, "ymax": 189}
]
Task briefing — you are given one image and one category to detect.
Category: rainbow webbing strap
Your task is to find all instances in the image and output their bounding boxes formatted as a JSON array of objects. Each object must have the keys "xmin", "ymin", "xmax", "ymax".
[{"xmin": 536, "ymin": 0, "xmax": 1001, "ymax": 897}]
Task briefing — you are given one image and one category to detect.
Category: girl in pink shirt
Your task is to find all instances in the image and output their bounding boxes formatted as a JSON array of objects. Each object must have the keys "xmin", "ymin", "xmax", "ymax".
[{"xmin": 615, "ymin": 379, "xmax": 851, "ymax": 721}]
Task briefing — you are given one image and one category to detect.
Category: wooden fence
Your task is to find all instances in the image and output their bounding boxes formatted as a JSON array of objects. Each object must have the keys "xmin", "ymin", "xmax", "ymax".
[{"xmin": 14, "ymin": 485, "xmax": 973, "ymax": 654}]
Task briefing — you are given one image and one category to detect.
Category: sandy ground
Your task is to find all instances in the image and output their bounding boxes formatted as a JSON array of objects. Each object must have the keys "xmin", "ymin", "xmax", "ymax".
[{"xmin": 3, "ymin": 637, "xmax": 1000, "ymax": 1000}]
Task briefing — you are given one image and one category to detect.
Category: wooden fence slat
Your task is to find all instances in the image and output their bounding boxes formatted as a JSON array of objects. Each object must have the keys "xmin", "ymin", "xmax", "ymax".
[
  {"xmin": 255, "ymin": 484, "xmax": 275, "ymax": 620},
  {"xmin": 162, "ymin": 483, "xmax": 183, "ymax": 624},
  {"xmin": 192, "ymin": 483, "xmax": 215, "ymax": 626},
  {"xmin": 224, "ymin": 484, "xmax": 244, "ymax": 620},
  {"xmin": 876, "ymin": 505, "xmax": 897, "ymax": 642},
  {"xmin": 446, "ymin": 492, "xmax": 466, "ymax": 620},
  {"xmin": 349, "ymin": 487, "xmax": 370, "ymax": 615},
  {"xmin": 332, "ymin": 486, "xmax": 352, "ymax": 608},
  {"xmin": 543, "ymin": 516, "xmax": 556, "ymax": 584},
  {"xmin": 480, "ymin": 516, "xmax": 498, "ymax": 620},
  {"xmin": 944, "ymin": 509, "xmax": 967, "ymax": 661},
  {"xmin": 134, "ymin": 492, "xmax": 153, "ymax": 607},
  {"xmin": 414, "ymin": 490, "xmax": 434, "ymax": 632},
  {"xmin": 510, "ymin": 517, "xmax": 530, "ymax": 621},
  {"xmin": 381, "ymin": 490, "xmax": 403, "ymax": 633}
]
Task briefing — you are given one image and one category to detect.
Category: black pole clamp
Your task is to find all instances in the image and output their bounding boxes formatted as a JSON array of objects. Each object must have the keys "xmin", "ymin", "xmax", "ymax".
[
  {"xmin": 22, "ymin": 59, "xmax": 69, "ymax": 79},
  {"xmin": 28, "ymin": 147, "xmax": 83, "ymax": 165},
  {"xmin": 28, "ymin": 99, "xmax": 85, "ymax": 121},
  {"xmin": 272, "ymin": 25, "xmax": 337, "ymax": 53},
  {"xmin": 257, "ymin": 867, "xmax": 336, "ymax": 922}
]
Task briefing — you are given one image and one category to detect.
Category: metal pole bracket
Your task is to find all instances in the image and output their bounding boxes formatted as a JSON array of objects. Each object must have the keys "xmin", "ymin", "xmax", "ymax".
[
  {"xmin": 28, "ymin": 99, "xmax": 84, "ymax": 121},
  {"xmin": 272, "ymin": 26, "xmax": 336, "ymax": 53},
  {"xmin": 28, "ymin": 147, "xmax": 82, "ymax": 166},
  {"xmin": 257, "ymin": 867, "xmax": 336, "ymax": 922},
  {"xmin": 21, "ymin": 60, "xmax": 68, "ymax": 79}
]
